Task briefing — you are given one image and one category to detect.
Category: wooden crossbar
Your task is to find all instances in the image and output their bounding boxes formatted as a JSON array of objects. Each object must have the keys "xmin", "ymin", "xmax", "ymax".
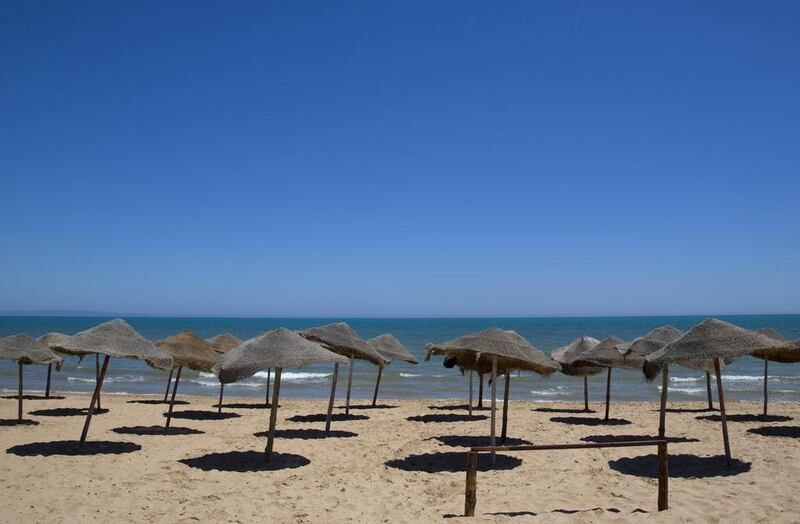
[{"xmin": 464, "ymin": 439, "xmax": 668, "ymax": 517}]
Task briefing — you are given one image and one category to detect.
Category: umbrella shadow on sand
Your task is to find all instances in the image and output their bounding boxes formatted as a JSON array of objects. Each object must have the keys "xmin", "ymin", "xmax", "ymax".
[
  {"xmin": 127, "ymin": 399, "xmax": 189, "ymax": 405},
  {"xmin": 581, "ymin": 434, "xmax": 699, "ymax": 444},
  {"xmin": 213, "ymin": 402, "xmax": 274, "ymax": 409},
  {"xmin": 655, "ymin": 407, "xmax": 716, "ymax": 414},
  {"xmin": 253, "ymin": 428, "xmax": 357, "ymax": 439},
  {"xmin": 747, "ymin": 426, "xmax": 800, "ymax": 438},
  {"xmin": 336, "ymin": 404, "xmax": 398, "ymax": 410},
  {"xmin": 7, "ymin": 440, "xmax": 141, "ymax": 456},
  {"xmin": 609, "ymin": 453, "xmax": 751, "ymax": 478},
  {"xmin": 407, "ymin": 414, "xmax": 488, "ymax": 423},
  {"xmin": 428, "ymin": 404, "xmax": 491, "ymax": 412},
  {"xmin": 532, "ymin": 407, "xmax": 596, "ymax": 414},
  {"xmin": 287, "ymin": 413, "xmax": 369, "ymax": 423},
  {"xmin": 386, "ymin": 452, "xmax": 522, "ymax": 473},
  {"xmin": 1, "ymin": 395, "xmax": 66, "ymax": 401},
  {"xmin": 28, "ymin": 407, "xmax": 109, "ymax": 417},
  {"xmin": 112, "ymin": 425, "xmax": 205, "ymax": 436},
  {"xmin": 429, "ymin": 435, "xmax": 532, "ymax": 448},
  {"xmin": 179, "ymin": 450, "xmax": 310, "ymax": 472},
  {"xmin": 161, "ymin": 410, "xmax": 240, "ymax": 421},
  {"xmin": 0, "ymin": 419, "xmax": 39, "ymax": 426},
  {"xmin": 695, "ymin": 414, "xmax": 792, "ymax": 423},
  {"xmin": 550, "ymin": 416, "xmax": 631, "ymax": 426}
]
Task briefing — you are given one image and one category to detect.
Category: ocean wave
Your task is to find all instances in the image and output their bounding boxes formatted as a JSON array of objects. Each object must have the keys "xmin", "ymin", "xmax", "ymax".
[
  {"xmin": 658, "ymin": 385, "xmax": 705, "ymax": 395},
  {"xmin": 399, "ymin": 373, "xmax": 421, "ymax": 377},
  {"xmin": 67, "ymin": 375, "xmax": 145, "ymax": 384},
  {"xmin": 529, "ymin": 388, "xmax": 567, "ymax": 397},
  {"xmin": 197, "ymin": 371, "xmax": 331, "ymax": 382}
]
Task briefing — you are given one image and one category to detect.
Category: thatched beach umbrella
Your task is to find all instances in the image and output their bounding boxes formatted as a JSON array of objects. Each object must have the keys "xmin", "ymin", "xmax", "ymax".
[
  {"xmin": 551, "ymin": 336, "xmax": 602, "ymax": 412},
  {"xmin": 752, "ymin": 328, "xmax": 800, "ymax": 417},
  {"xmin": 0, "ymin": 334, "xmax": 62, "ymax": 423},
  {"xmin": 212, "ymin": 328, "xmax": 347, "ymax": 461},
  {"xmin": 572, "ymin": 336, "xmax": 637, "ymax": 421},
  {"xmin": 299, "ymin": 323, "xmax": 387, "ymax": 431},
  {"xmin": 205, "ymin": 333, "xmax": 243, "ymax": 413},
  {"xmin": 426, "ymin": 328, "xmax": 560, "ymax": 457},
  {"xmin": 367, "ymin": 334, "xmax": 417, "ymax": 407},
  {"xmin": 41, "ymin": 330, "xmax": 108, "ymax": 409},
  {"xmin": 36, "ymin": 332, "xmax": 70, "ymax": 398},
  {"xmin": 156, "ymin": 332, "xmax": 220, "ymax": 428},
  {"xmin": 644, "ymin": 318, "xmax": 792, "ymax": 465},
  {"xmin": 48, "ymin": 318, "xmax": 172, "ymax": 445}
]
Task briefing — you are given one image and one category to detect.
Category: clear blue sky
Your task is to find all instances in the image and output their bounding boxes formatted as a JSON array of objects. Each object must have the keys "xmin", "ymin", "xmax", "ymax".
[{"xmin": 1, "ymin": 2, "xmax": 798, "ymax": 317}]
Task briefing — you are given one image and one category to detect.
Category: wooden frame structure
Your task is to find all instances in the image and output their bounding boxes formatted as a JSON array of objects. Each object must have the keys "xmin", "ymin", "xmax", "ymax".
[{"xmin": 464, "ymin": 439, "xmax": 669, "ymax": 517}]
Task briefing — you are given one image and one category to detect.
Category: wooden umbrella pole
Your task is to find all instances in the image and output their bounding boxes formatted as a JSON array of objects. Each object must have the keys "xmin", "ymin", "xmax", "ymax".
[
  {"xmin": 266, "ymin": 369, "xmax": 271, "ymax": 406},
  {"xmin": 583, "ymin": 376, "xmax": 589, "ymax": 412},
  {"xmin": 604, "ymin": 368, "xmax": 612, "ymax": 421},
  {"xmin": 372, "ymin": 366, "xmax": 383, "ymax": 407},
  {"xmin": 478, "ymin": 374, "xmax": 484, "ymax": 408},
  {"xmin": 79, "ymin": 355, "xmax": 110, "ymax": 446},
  {"xmin": 658, "ymin": 366, "xmax": 669, "ymax": 439},
  {"xmin": 45, "ymin": 363, "xmax": 52, "ymax": 399},
  {"xmin": 345, "ymin": 357, "xmax": 354, "ymax": 416},
  {"xmin": 165, "ymin": 365, "xmax": 183, "ymax": 429},
  {"xmin": 217, "ymin": 383, "xmax": 224, "ymax": 414},
  {"xmin": 706, "ymin": 371, "xmax": 714, "ymax": 410},
  {"xmin": 468, "ymin": 370, "xmax": 473, "ymax": 417},
  {"xmin": 265, "ymin": 367, "xmax": 283, "ymax": 461},
  {"xmin": 763, "ymin": 359, "xmax": 769, "ymax": 417},
  {"xmin": 18, "ymin": 362, "xmax": 23, "ymax": 422},
  {"xmin": 324, "ymin": 362, "xmax": 339, "ymax": 435},
  {"xmin": 714, "ymin": 358, "xmax": 732, "ymax": 466},
  {"xmin": 164, "ymin": 368, "xmax": 174, "ymax": 402},
  {"xmin": 490, "ymin": 356, "xmax": 497, "ymax": 465},
  {"xmin": 95, "ymin": 353, "xmax": 102, "ymax": 411},
  {"xmin": 501, "ymin": 370, "xmax": 510, "ymax": 443}
]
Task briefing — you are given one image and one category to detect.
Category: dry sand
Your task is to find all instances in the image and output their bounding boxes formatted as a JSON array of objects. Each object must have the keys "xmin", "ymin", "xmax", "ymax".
[{"xmin": 1, "ymin": 393, "xmax": 798, "ymax": 523}]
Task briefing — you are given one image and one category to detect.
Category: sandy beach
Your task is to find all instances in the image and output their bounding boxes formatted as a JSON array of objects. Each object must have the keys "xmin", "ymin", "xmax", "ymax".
[{"xmin": 0, "ymin": 393, "xmax": 798, "ymax": 523}]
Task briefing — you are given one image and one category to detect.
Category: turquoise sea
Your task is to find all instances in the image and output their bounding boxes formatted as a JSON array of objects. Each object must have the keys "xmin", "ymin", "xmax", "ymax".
[{"xmin": 1, "ymin": 315, "xmax": 798, "ymax": 403}]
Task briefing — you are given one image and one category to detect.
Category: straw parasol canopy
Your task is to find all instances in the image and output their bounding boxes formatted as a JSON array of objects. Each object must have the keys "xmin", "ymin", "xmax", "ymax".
[
  {"xmin": 551, "ymin": 336, "xmax": 604, "ymax": 376},
  {"xmin": 573, "ymin": 336, "xmax": 640, "ymax": 370},
  {"xmin": 426, "ymin": 328, "xmax": 559, "ymax": 454},
  {"xmin": 751, "ymin": 328, "xmax": 800, "ymax": 364},
  {"xmin": 38, "ymin": 332, "xmax": 77, "ymax": 355},
  {"xmin": 367, "ymin": 333, "xmax": 417, "ymax": 407},
  {"xmin": 617, "ymin": 326, "xmax": 683, "ymax": 358},
  {"xmin": 156, "ymin": 332, "xmax": 219, "ymax": 372},
  {"xmin": 299, "ymin": 322, "xmax": 387, "ymax": 420},
  {"xmin": 368, "ymin": 334, "xmax": 418, "ymax": 364},
  {"xmin": 205, "ymin": 333, "xmax": 243, "ymax": 355},
  {"xmin": 213, "ymin": 328, "xmax": 348, "ymax": 461},
  {"xmin": 0, "ymin": 334, "xmax": 63, "ymax": 423}
]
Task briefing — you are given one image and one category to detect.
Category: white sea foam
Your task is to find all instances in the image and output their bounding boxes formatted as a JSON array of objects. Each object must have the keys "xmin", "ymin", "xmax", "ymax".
[
  {"xmin": 399, "ymin": 373, "xmax": 421, "ymax": 378},
  {"xmin": 67, "ymin": 375, "xmax": 145, "ymax": 384},
  {"xmin": 256, "ymin": 371, "xmax": 331, "ymax": 381}
]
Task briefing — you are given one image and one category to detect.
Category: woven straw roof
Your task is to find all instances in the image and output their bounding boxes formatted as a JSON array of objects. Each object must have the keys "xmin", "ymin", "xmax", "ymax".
[
  {"xmin": 573, "ymin": 336, "xmax": 642, "ymax": 370},
  {"xmin": 617, "ymin": 326, "xmax": 683, "ymax": 358},
  {"xmin": 45, "ymin": 318, "xmax": 173, "ymax": 370},
  {"xmin": 0, "ymin": 334, "xmax": 63, "ymax": 365},
  {"xmin": 212, "ymin": 327, "xmax": 348, "ymax": 384},
  {"xmin": 156, "ymin": 332, "xmax": 220, "ymax": 372},
  {"xmin": 299, "ymin": 323, "xmax": 387, "ymax": 365},
  {"xmin": 39, "ymin": 331, "xmax": 91, "ymax": 357},
  {"xmin": 751, "ymin": 328, "xmax": 800, "ymax": 363},
  {"xmin": 425, "ymin": 327, "xmax": 560, "ymax": 375},
  {"xmin": 643, "ymin": 318, "xmax": 793, "ymax": 379},
  {"xmin": 367, "ymin": 334, "xmax": 418, "ymax": 364},
  {"xmin": 205, "ymin": 333, "xmax": 243, "ymax": 354},
  {"xmin": 551, "ymin": 336, "xmax": 604, "ymax": 376}
]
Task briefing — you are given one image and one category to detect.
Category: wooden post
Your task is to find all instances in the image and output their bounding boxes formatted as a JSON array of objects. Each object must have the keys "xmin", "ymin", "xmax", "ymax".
[
  {"xmin": 372, "ymin": 366, "xmax": 383, "ymax": 407},
  {"xmin": 345, "ymin": 357, "xmax": 354, "ymax": 416},
  {"xmin": 164, "ymin": 368, "xmax": 174, "ymax": 402},
  {"xmin": 490, "ymin": 356, "xmax": 497, "ymax": 465},
  {"xmin": 18, "ymin": 362, "xmax": 23, "ymax": 422},
  {"xmin": 583, "ymin": 375, "xmax": 589, "ymax": 412},
  {"xmin": 266, "ymin": 369, "xmax": 271, "ymax": 406},
  {"xmin": 658, "ymin": 366, "xmax": 669, "ymax": 438},
  {"xmin": 713, "ymin": 358, "xmax": 732, "ymax": 466},
  {"xmin": 478, "ymin": 374, "xmax": 484, "ymax": 408},
  {"xmin": 217, "ymin": 382, "xmax": 224, "ymax": 414},
  {"xmin": 763, "ymin": 359, "xmax": 769, "ymax": 417},
  {"xmin": 79, "ymin": 354, "xmax": 110, "ymax": 446},
  {"xmin": 265, "ymin": 367, "xmax": 282, "ymax": 461},
  {"xmin": 468, "ymin": 370, "xmax": 473, "ymax": 417},
  {"xmin": 501, "ymin": 370, "xmax": 510, "ymax": 443},
  {"xmin": 325, "ymin": 362, "xmax": 339, "ymax": 435},
  {"xmin": 706, "ymin": 371, "xmax": 714, "ymax": 410},
  {"xmin": 164, "ymin": 365, "xmax": 183, "ymax": 428},
  {"xmin": 95, "ymin": 353, "xmax": 102, "ymax": 411},
  {"xmin": 657, "ymin": 442, "xmax": 669, "ymax": 511},
  {"xmin": 604, "ymin": 367, "xmax": 612, "ymax": 421},
  {"xmin": 45, "ymin": 363, "xmax": 52, "ymax": 399},
  {"xmin": 465, "ymin": 451, "xmax": 478, "ymax": 517}
]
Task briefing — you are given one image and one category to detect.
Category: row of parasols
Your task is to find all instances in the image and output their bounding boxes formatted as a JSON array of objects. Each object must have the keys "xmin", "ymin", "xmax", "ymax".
[{"xmin": 1, "ymin": 317, "xmax": 798, "ymax": 466}]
